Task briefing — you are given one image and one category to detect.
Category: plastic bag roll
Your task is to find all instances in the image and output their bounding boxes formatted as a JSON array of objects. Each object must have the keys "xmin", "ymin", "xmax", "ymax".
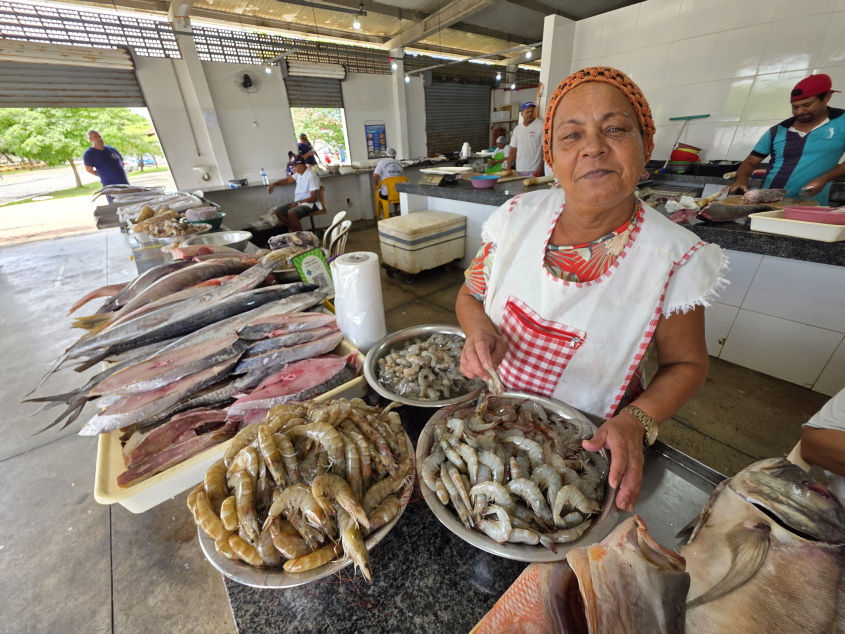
[{"xmin": 330, "ymin": 251, "xmax": 387, "ymax": 353}]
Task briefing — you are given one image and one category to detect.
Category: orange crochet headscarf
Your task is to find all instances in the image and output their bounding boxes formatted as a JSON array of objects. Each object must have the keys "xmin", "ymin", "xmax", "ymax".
[{"xmin": 543, "ymin": 66, "xmax": 655, "ymax": 168}]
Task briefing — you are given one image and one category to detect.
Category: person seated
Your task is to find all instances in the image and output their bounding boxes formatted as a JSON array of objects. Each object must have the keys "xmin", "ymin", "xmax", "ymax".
[
  {"xmin": 373, "ymin": 148, "xmax": 404, "ymax": 217},
  {"xmin": 266, "ymin": 155, "xmax": 322, "ymax": 232},
  {"xmin": 801, "ymin": 388, "xmax": 845, "ymax": 501}
]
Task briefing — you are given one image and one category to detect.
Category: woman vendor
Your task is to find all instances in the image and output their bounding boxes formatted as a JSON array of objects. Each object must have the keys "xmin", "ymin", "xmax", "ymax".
[{"xmin": 456, "ymin": 67, "xmax": 727, "ymax": 513}]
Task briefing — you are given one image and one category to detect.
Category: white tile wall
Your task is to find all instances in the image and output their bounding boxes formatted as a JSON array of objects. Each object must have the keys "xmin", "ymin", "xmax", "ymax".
[
  {"xmin": 601, "ymin": 4, "xmax": 639, "ymax": 56},
  {"xmin": 697, "ymin": 78, "xmax": 754, "ymax": 123},
  {"xmin": 635, "ymin": 0, "xmax": 681, "ymax": 47},
  {"xmin": 837, "ymin": 0, "xmax": 845, "ymax": 11},
  {"xmin": 742, "ymin": 71, "xmax": 808, "ymax": 120},
  {"xmin": 816, "ymin": 11, "xmax": 845, "ymax": 67},
  {"xmin": 774, "ymin": 0, "xmax": 836, "ymax": 21},
  {"xmin": 728, "ymin": 120, "xmax": 779, "ymax": 159},
  {"xmin": 758, "ymin": 15, "xmax": 828, "ymax": 75},
  {"xmin": 718, "ymin": 250, "xmax": 762, "ymax": 307},
  {"xmin": 462, "ymin": 237, "xmax": 483, "ymax": 269},
  {"xmin": 720, "ymin": 0, "xmax": 778, "ymax": 29},
  {"xmin": 704, "ymin": 302, "xmax": 739, "ymax": 356},
  {"xmin": 676, "ymin": 0, "xmax": 727, "ymax": 38},
  {"xmin": 719, "ymin": 310, "xmax": 842, "ymax": 387},
  {"xmin": 683, "ymin": 122, "xmax": 738, "ymax": 160},
  {"xmin": 652, "ymin": 86, "xmax": 702, "ymax": 125},
  {"xmin": 623, "ymin": 44, "xmax": 672, "ymax": 91},
  {"xmin": 707, "ymin": 25, "xmax": 768, "ymax": 82},
  {"xmin": 426, "ymin": 197, "xmax": 454, "ymax": 213},
  {"xmin": 572, "ymin": 15, "xmax": 605, "ymax": 60},
  {"xmin": 813, "ymin": 338, "xmax": 845, "ymax": 396},
  {"xmin": 741, "ymin": 256, "xmax": 845, "ymax": 333},
  {"xmin": 664, "ymin": 34, "xmax": 718, "ymax": 87},
  {"xmin": 652, "ymin": 124, "xmax": 685, "ymax": 160}
]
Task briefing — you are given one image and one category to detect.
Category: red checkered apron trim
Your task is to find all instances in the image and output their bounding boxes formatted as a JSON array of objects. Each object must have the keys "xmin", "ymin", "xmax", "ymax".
[
  {"xmin": 542, "ymin": 201, "xmax": 645, "ymax": 289},
  {"xmin": 498, "ymin": 297, "xmax": 586, "ymax": 397},
  {"xmin": 604, "ymin": 240, "xmax": 708, "ymax": 418},
  {"xmin": 507, "ymin": 193, "xmax": 524, "ymax": 214}
]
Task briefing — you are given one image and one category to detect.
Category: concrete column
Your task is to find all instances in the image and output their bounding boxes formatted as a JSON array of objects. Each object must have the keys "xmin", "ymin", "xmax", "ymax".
[
  {"xmin": 172, "ymin": 17, "xmax": 234, "ymax": 184},
  {"xmin": 390, "ymin": 48, "xmax": 410, "ymax": 159},
  {"xmin": 539, "ymin": 14, "xmax": 575, "ymax": 117}
]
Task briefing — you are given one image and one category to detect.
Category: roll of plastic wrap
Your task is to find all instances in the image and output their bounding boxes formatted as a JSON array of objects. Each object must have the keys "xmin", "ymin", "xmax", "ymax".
[{"xmin": 330, "ymin": 251, "xmax": 387, "ymax": 353}]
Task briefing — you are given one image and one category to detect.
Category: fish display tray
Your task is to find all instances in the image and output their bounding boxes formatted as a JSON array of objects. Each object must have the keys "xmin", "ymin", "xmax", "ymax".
[
  {"xmin": 198, "ymin": 433, "xmax": 414, "ymax": 589},
  {"xmin": 93, "ymin": 340, "xmax": 367, "ymax": 514},
  {"xmin": 416, "ymin": 392, "xmax": 620, "ymax": 562},
  {"xmin": 749, "ymin": 210, "xmax": 845, "ymax": 242}
]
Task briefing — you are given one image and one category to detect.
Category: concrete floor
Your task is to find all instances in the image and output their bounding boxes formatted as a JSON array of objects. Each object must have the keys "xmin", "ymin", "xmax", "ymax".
[{"xmin": 0, "ymin": 222, "xmax": 830, "ymax": 633}]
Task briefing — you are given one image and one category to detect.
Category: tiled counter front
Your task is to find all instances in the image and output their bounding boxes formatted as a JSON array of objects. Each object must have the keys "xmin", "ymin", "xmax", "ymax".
[{"xmin": 705, "ymin": 250, "xmax": 844, "ymax": 396}]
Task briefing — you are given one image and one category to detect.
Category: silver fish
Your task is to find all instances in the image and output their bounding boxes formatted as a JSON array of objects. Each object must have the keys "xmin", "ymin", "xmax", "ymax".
[
  {"xmin": 232, "ymin": 330, "xmax": 345, "ymax": 383},
  {"xmin": 94, "ymin": 260, "xmax": 193, "ymax": 314},
  {"xmin": 681, "ymin": 458, "xmax": 845, "ymax": 634}
]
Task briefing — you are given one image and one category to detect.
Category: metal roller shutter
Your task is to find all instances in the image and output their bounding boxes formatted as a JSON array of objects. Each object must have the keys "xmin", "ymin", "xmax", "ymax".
[
  {"xmin": 285, "ymin": 77, "xmax": 344, "ymax": 108},
  {"xmin": 425, "ymin": 82, "xmax": 491, "ymax": 156},
  {"xmin": 0, "ymin": 61, "xmax": 144, "ymax": 107}
]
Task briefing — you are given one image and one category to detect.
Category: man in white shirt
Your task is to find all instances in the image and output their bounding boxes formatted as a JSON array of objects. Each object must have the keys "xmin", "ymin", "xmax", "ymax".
[
  {"xmin": 506, "ymin": 102, "xmax": 544, "ymax": 176},
  {"xmin": 801, "ymin": 388, "xmax": 845, "ymax": 502},
  {"xmin": 267, "ymin": 154, "xmax": 322, "ymax": 232},
  {"xmin": 373, "ymin": 147, "xmax": 404, "ymax": 217}
]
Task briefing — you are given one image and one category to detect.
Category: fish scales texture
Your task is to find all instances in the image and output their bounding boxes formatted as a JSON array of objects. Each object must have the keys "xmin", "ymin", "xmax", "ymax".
[
  {"xmin": 473, "ymin": 563, "xmax": 556, "ymax": 634},
  {"xmin": 682, "ymin": 458, "xmax": 845, "ymax": 634}
]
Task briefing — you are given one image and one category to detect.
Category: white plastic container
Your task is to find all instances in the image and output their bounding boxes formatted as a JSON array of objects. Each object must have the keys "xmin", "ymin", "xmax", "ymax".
[
  {"xmin": 378, "ymin": 211, "xmax": 466, "ymax": 274},
  {"xmin": 749, "ymin": 210, "xmax": 845, "ymax": 242}
]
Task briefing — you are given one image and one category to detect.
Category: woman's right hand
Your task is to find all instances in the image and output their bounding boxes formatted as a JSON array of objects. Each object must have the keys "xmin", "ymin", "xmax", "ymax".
[{"xmin": 461, "ymin": 329, "xmax": 507, "ymax": 381}]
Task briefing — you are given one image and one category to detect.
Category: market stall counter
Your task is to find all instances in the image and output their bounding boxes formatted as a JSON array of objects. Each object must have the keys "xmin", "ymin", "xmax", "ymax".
[{"xmin": 221, "ymin": 403, "xmax": 723, "ymax": 633}]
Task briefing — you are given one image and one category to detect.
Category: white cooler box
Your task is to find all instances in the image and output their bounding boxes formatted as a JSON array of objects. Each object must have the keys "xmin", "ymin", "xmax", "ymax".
[{"xmin": 378, "ymin": 211, "xmax": 466, "ymax": 274}]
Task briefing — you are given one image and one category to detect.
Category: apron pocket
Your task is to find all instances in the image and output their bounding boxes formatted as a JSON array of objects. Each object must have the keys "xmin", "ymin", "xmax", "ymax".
[{"xmin": 498, "ymin": 297, "xmax": 585, "ymax": 397}]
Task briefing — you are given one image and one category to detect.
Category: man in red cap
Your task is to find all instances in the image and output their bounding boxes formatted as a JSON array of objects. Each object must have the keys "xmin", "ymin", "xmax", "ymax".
[{"xmin": 732, "ymin": 73, "xmax": 845, "ymax": 204}]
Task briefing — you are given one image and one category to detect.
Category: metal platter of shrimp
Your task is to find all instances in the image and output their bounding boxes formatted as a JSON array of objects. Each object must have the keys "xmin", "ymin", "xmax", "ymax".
[
  {"xmin": 190, "ymin": 398, "xmax": 415, "ymax": 588},
  {"xmin": 364, "ymin": 324, "xmax": 484, "ymax": 408},
  {"xmin": 416, "ymin": 391, "xmax": 621, "ymax": 562}
]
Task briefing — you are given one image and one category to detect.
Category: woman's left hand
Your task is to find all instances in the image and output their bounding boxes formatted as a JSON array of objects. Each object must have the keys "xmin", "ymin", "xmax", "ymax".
[{"xmin": 582, "ymin": 413, "xmax": 646, "ymax": 512}]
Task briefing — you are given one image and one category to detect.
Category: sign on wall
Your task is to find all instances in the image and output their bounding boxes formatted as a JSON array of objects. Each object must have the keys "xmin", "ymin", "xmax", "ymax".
[{"xmin": 364, "ymin": 122, "xmax": 387, "ymax": 159}]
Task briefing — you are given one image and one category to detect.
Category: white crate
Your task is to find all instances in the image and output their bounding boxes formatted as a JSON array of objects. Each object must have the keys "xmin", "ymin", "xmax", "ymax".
[
  {"xmin": 379, "ymin": 211, "xmax": 466, "ymax": 274},
  {"xmin": 749, "ymin": 210, "xmax": 845, "ymax": 242}
]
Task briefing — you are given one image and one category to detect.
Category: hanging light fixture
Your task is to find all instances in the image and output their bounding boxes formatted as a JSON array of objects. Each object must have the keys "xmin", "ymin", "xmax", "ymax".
[
  {"xmin": 265, "ymin": 64, "xmax": 272, "ymax": 74},
  {"xmin": 353, "ymin": 15, "xmax": 361, "ymax": 29},
  {"xmin": 404, "ymin": 74, "xmax": 410, "ymax": 83},
  {"xmin": 511, "ymin": 82, "xmax": 516, "ymax": 90},
  {"xmin": 495, "ymin": 72, "xmax": 501, "ymax": 81},
  {"xmin": 525, "ymin": 49, "xmax": 532, "ymax": 59},
  {"xmin": 352, "ymin": 2, "xmax": 363, "ymax": 30},
  {"xmin": 391, "ymin": 61, "xmax": 398, "ymax": 71}
]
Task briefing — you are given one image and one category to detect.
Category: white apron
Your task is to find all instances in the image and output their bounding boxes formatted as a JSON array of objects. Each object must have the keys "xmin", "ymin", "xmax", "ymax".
[{"xmin": 483, "ymin": 190, "xmax": 726, "ymax": 420}]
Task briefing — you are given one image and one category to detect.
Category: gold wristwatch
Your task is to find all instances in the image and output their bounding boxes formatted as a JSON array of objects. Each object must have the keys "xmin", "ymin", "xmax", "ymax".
[{"xmin": 622, "ymin": 405, "xmax": 658, "ymax": 446}]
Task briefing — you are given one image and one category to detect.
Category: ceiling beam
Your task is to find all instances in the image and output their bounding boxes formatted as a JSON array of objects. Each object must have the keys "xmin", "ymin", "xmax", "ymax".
[
  {"xmin": 502, "ymin": 0, "xmax": 578, "ymax": 20},
  {"xmin": 167, "ymin": 0, "xmax": 192, "ymax": 20},
  {"xmin": 501, "ymin": 45, "xmax": 541, "ymax": 65},
  {"xmin": 381, "ymin": 0, "xmax": 496, "ymax": 50}
]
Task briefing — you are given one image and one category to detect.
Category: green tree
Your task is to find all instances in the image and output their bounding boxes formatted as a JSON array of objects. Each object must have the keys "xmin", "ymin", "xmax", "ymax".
[
  {"xmin": 0, "ymin": 107, "xmax": 158, "ymax": 186},
  {"xmin": 290, "ymin": 108, "xmax": 346, "ymax": 164}
]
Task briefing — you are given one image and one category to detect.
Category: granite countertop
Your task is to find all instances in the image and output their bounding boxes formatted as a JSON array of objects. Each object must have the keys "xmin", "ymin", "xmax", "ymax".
[
  {"xmin": 397, "ymin": 179, "xmax": 844, "ymax": 266},
  {"xmin": 202, "ymin": 170, "xmax": 372, "ymax": 194}
]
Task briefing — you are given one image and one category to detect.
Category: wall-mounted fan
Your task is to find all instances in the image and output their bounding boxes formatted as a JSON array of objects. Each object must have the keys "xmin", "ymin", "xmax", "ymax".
[{"xmin": 235, "ymin": 70, "xmax": 261, "ymax": 93}]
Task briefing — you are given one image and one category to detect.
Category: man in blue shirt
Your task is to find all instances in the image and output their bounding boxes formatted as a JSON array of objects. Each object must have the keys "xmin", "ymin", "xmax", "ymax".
[
  {"xmin": 297, "ymin": 133, "xmax": 319, "ymax": 168},
  {"xmin": 732, "ymin": 74, "xmax": 845, "ymax": 205},
  {"xmin": 83, "ymin": 130, "xmax": 129, "ymax": 189}
]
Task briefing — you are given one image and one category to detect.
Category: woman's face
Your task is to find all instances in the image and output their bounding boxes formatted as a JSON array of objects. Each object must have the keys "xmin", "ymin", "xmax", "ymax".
[{"xmin": 551, "ymin": 82, "xmax": 645, "ymax": 209}]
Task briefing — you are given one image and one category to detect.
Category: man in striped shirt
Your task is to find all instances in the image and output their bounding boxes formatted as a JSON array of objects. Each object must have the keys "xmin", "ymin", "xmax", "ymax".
[{"xmin": 732, "ymin": 73, "xmax": 845, "ymax": 205}]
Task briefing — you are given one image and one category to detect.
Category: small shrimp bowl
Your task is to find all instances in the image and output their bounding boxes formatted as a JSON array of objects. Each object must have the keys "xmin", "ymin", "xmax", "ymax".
[{"xmin": 364, "ymin": 324, "xmax": 484, "ymax": 408}]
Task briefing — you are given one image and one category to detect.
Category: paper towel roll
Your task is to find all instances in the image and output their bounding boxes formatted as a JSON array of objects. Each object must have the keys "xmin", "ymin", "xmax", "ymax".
[{"xmin": 330, "ymin": 251, "xmax": 387, "ymax": 353}]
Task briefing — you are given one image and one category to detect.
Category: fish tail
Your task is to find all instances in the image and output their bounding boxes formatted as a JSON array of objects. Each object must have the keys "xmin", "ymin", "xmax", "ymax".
[
  {"xmin": 71, "ymin": 313, "xmax": 113, "ymax": 331},
  {"xmin": 33, "ymin": 398, "xmax": 87, "ymax": 435}
]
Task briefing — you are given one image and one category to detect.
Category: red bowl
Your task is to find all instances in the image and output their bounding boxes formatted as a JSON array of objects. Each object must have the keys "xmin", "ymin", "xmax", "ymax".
[
  {"xmin": 670, "ymin": 149, "xmax": 700, "ymax": 163},
  {"xmin": 676, "ymin": 143, "xmax": 702, "ymax": 153}
]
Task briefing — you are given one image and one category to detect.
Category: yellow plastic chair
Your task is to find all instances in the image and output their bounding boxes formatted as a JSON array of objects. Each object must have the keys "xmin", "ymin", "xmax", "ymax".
[{"xmin": 375, "ymin": 175, "xmax": 409, "ymax": 220}]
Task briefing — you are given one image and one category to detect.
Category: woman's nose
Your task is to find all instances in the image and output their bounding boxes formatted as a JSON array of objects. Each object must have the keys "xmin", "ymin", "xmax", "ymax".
[{"xmin": 580, "ymin": 128, "xmax": 609, "ymax": 156}]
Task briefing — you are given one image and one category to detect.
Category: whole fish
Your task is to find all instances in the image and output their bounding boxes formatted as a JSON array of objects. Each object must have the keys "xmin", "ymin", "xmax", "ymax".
[
  {"xmin": 237, "ymin": 312, "xmax": 337, "ymax": 341},
  {"xmin": 79, "ymin": 356, "xmax": 241, "ymax": 436},
  {"xmin": 67, "ymin": 283, "xmax": 127, "ymax": 316},
  {"xmin": 742, "ymin": 188, "xmax": 788, "ymax": 204},
  {"xmin": 74, "ymin": 259, "xmax": 253, "ymax": 331},
  {"xmin": 233, "ymin": 330, "xmax": 344, "ymax": 376},
  {"xmin": 59, "ymin": 262, "xmax": 287, "ymax": 362},
  {"xmin": 226, "ymin": 354, "xmax": 357, "ymax": 417},
  {"xmin": 550, "ymin": 515, "xmax": 689, "ymax": 633},
  {"xmin": 93, "ymin": 260, "xmax": 193, "ymax": 314},
  {"xmin": 681, "ymin": 458, "xmax": 845, "ymax": 634},
  {"xmin": 244, "ymin": 325, "xmax": 338, "ymax": 356}
]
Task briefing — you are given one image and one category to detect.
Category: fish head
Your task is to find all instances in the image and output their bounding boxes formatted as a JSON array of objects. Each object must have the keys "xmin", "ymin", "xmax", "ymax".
[
  {"xmin": 730, "ymin": 458, "xmax": 845, "ymax": 544},
  {"xmin": 549, "ymin": 515, "xmax": 689, "ymax": 633}
]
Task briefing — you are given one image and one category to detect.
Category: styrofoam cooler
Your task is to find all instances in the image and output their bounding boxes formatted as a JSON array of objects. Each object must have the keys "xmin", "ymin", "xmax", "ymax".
[{"xmin": 378, "ymin": 211, "xmax": 466, "ymax": 274}]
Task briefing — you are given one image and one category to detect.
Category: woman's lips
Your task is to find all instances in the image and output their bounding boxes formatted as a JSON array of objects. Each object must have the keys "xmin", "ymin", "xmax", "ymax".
[{"xmin": 579, "ymin": 169, "xmax": 614, "ymax": 179}]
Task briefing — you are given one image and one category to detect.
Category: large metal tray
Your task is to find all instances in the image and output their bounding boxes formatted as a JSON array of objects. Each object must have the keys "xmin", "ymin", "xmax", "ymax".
[
  {"xmin": 198, "ymin": 433, "xmax": 415, "ymax": 589},
  {"xmin": 416, "ymin": 392, "xmax": 620, "ymax": 562},
  {"xmin": 364, "ymin": 324, "xmax": 483, "ymax": 408}
]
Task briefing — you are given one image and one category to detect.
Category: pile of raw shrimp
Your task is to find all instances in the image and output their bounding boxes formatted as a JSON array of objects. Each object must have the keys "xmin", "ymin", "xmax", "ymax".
[
  {"xmin": 420, "ymin": 394, "xmax": 608, "ymax": 550},
  {"xmin": 376, "ymin": 333, "xmax": 481, "ymax": 401},
  {"xmin": 188, "ymin": 398, "xmax": 413, "ymax": 581}
]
